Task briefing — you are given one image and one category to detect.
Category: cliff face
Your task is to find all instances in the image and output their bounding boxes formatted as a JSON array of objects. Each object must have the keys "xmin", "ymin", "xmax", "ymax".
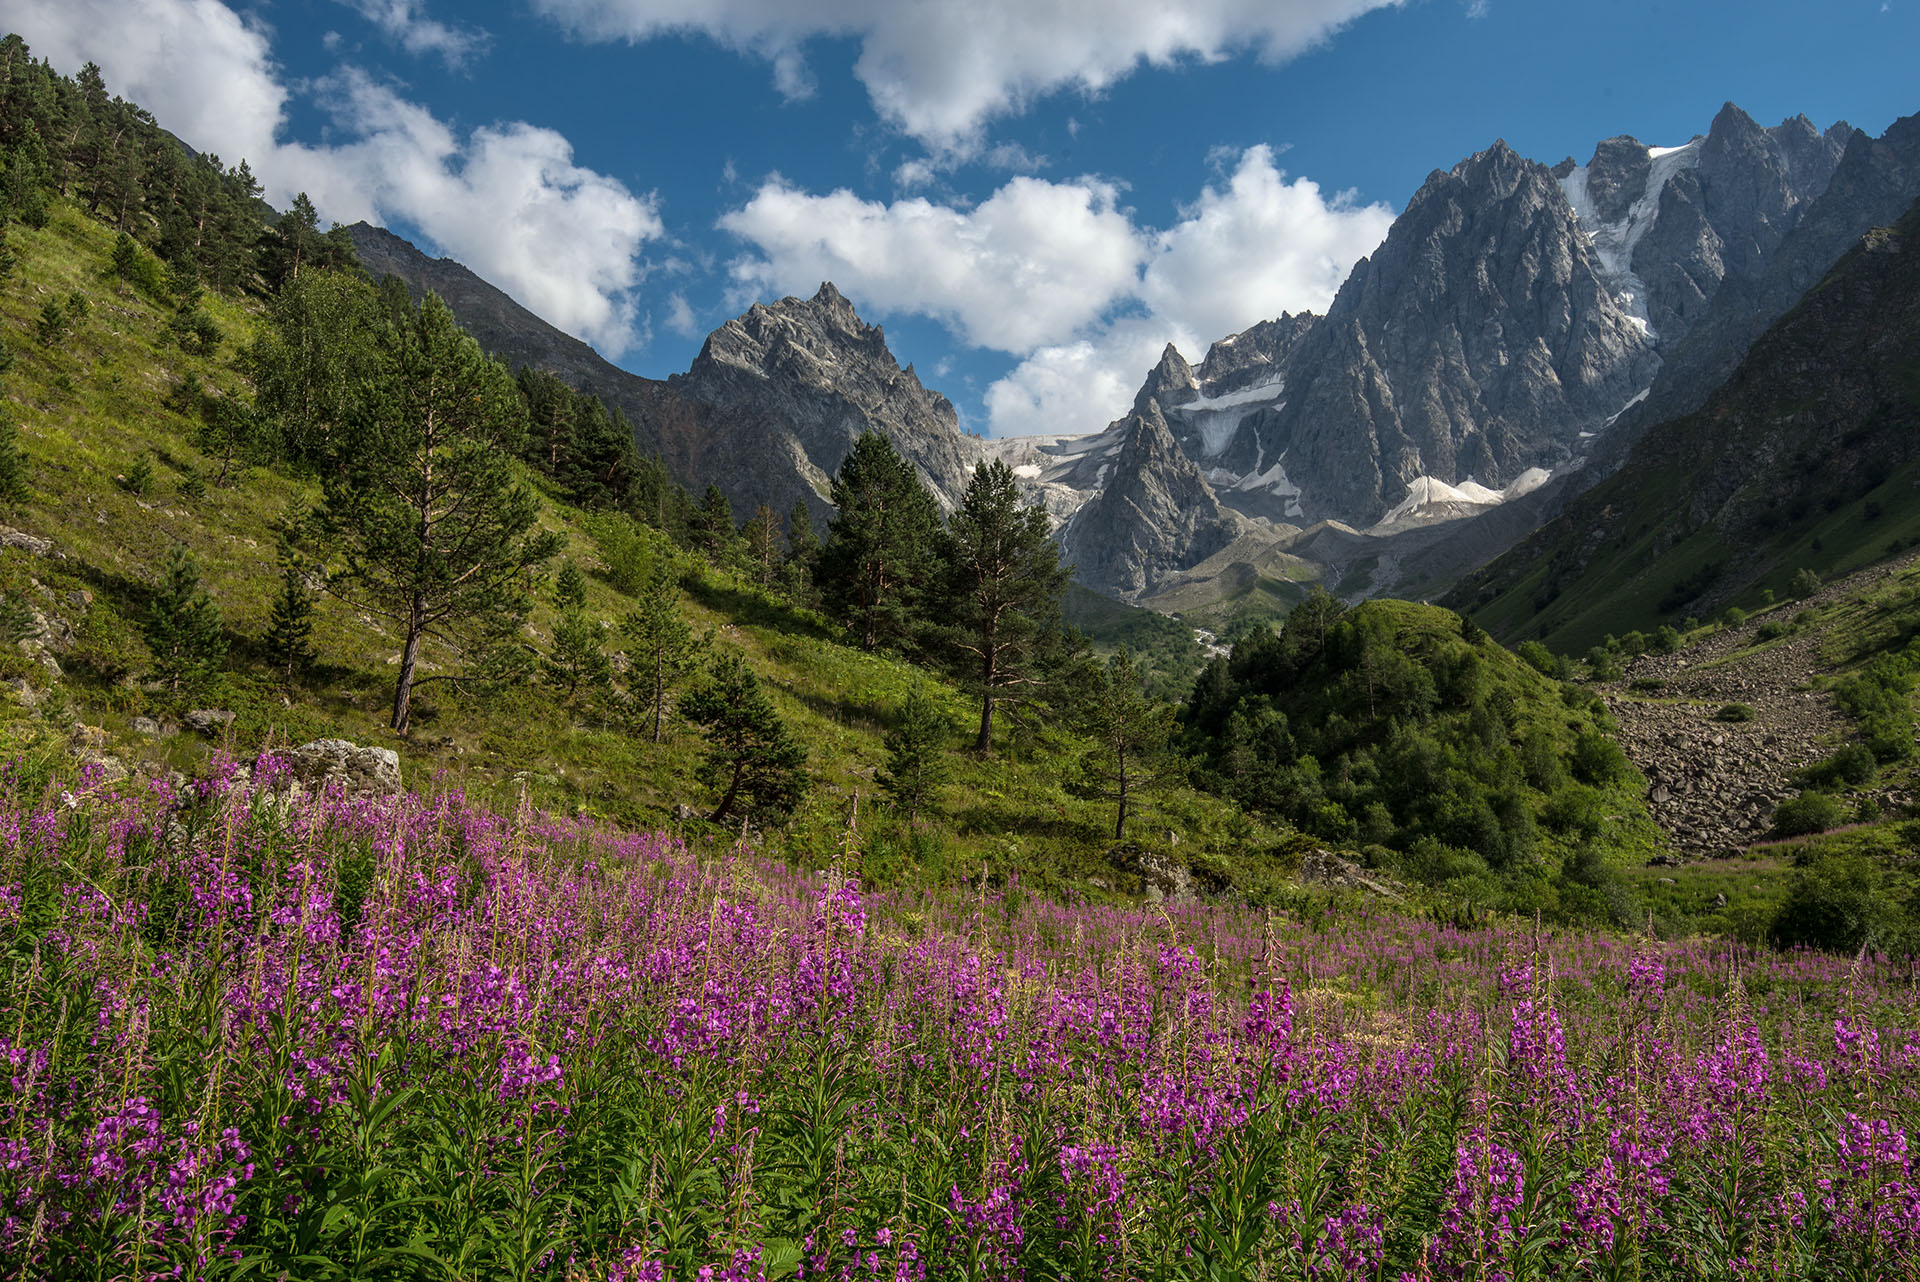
[{"xmin": 1452, "ymin": 195, "xmax": 1920, "ymax": 647}]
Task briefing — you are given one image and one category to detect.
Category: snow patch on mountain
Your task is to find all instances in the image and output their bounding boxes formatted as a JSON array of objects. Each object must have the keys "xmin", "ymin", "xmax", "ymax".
[
  {"xmin": 1372, "ymin": 467, "xmax": 1552, "ymax": 529},
  {"xmin": 1559, "ymin": 138, "xmax": 1702, "ymax": 340}
]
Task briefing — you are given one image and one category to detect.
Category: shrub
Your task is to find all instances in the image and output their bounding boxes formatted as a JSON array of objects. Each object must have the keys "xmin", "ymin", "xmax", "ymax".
[
  {"xmin": 1515, "ymin": 639, "xmax": 1557, "ymax": 676},
  {"xmin": 1772, "ymin": 792, "xmax": 1845, "ymax": 838},
  {"xmin": 1795, "ymin": 743, "xmax": 1877, "ymax": 791},
  {"xmin": 1790, "ymin": 568, "xmax": 1822, "ymax": 600},
  {"xmin": 1715, "ymin": 703, "xmax": 1755, "ymax": 723},
  {"xmin": 1768, "ymin": 852, "xmax": 1902, "ymax": 953},
  {"xmin": 1569, "ymin": 727, "xmax": 1631, "ymax": 786},
  {"xmin": 1756, "ymin": 620, "xmax": 1789, "ymax": 642}
]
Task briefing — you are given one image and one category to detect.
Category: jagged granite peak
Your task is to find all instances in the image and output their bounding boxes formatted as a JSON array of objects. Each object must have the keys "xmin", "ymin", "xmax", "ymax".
[
  {"xmin": 1582, "ymin": 136, "xmax": 1654, "ymax": 226},
  {"xmin": 1454, "ymin": 192, "xmax": 1920, "ymax": 642},
  {"xmin": 673, "ymin": 282, "xmax": 976, "ymax": 519},
  {"xmin": 1256, "ymin": 136, "xmax": 1657, "ymax": 524},
  {"xmin": 1131, "ymin": 343, "xmax": 1199, "ymax": 416},
  {"xmin": 1622, "ymin": 105, "xmax": 1852, "ymax": 344},
  {"xmin": 1597, "ymin": 109, "xmax": 1916, "ymax": 456},
  {"xmin": 1058, "ymin": 400, "xmax": 1244, "ymax": 599}
]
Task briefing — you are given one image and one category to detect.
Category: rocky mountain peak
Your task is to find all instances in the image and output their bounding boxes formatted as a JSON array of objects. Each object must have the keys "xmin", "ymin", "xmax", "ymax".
[
  {"xmin": 1583, "ymin": 136, "xmax": 1652, "ymax": 225},
  {"xmin": 1058, "ymin": 400, "xmax": 1243, "ymax": 599},
  {"xmin": 1132, "ymin": 343, "xmax": 1198, "ymax": 415}
]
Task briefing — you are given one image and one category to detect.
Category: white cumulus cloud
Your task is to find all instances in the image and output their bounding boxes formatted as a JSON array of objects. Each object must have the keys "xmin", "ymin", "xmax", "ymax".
[
  {"xmin": 12, "ymin": 0, "xmax": 662, "ymax": 356},
  {"xmin": 719, "ymin": 176, "xmax": 1145, "ymax": 352},
  {"xmin": 337, "ymin": 0, "xmax": 491, "ymax": 69},
  {"xmin": 531, "ymin": 0, "xmax": 1403, "ymax": 151},
  {"xmin": 721, "ymin": 146, "xmax": 1392, "ymax": 436}
]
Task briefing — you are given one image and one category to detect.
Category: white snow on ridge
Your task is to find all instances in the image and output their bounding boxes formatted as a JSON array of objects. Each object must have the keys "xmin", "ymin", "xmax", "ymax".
[
  {"xmin": 1182, "ymin": 376, "xmax": 1285, "ymax": 414},
  {"xmin": 1169, "ymin": 377, "xmax": 1287, "ymax": 459},
  {"xmin": 1374, "ymin": 467, "xmax": 1552, "ymax": 527},
  {"xmin": 1558, "ymin": 138, "xmax": 1702, "ymax": 341}
]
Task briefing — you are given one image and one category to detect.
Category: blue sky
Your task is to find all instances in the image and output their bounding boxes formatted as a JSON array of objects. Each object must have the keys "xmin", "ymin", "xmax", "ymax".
[{"xmin": 8, "ymin": 0, "xmax": 1917, "ymax": 437}]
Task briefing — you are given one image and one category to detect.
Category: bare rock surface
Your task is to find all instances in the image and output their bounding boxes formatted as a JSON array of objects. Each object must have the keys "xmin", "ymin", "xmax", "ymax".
[{"xmin": 1601, "ymin": 558, "xmax": 1915, "ymax": 854}]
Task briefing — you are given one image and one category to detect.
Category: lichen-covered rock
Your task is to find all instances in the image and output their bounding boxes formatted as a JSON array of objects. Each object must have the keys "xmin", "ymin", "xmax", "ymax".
[{"xmin": 273, "ymin": 739, "xmax": 404, "ymax": 798}]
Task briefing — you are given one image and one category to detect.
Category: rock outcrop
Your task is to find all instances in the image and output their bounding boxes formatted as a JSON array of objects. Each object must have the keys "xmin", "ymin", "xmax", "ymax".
[{"xmin": 271, "ymin": 739, "xmax": 405, "ymax": 799}]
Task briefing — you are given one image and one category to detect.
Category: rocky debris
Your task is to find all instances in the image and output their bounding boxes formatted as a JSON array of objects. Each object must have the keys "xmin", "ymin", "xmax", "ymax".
[
  {"xmin": 0, "ymin": 525, "xmax": 55, "ymax": 556},
  {"xmin": 1297, "ymin": 848, "xmax": 1403, "ymax": 900},
  {"xmin": 672, "ymin": 803, "xmax": 699, "ymax": 822},
  {"xmin": 271, "ymin": 739, "xmax": 404, "ymax": 799},
  {"xmin": 1601, "ymin": 560, "xmax": 1910, "ymax": 855},
  {"xmin": 130, "ymin": 716, "xmax": 163, "ymax": 736},
  {"xmin": 184, "ymin": 708, "xmax": 236, "ymax": 735}
]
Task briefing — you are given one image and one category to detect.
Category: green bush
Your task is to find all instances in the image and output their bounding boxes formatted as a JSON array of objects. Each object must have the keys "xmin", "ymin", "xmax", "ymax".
[
  {"xmin": 1715, "ymin": 703, "xmax": 1755, "ymax": 723},
  {"xmin": 1756, "ymin": 620, "xmax": 1789, "ymax": 642},
  {"xmin": 1789, "ymin": 568, "xmax": 1821, "ymax": 600},
  {"xmin": 1795, "ymin": 743, "xmax": 1877, "ymax": 791},
  {"xmin": 1768, "ymin": 852, "xmax": 1905, "ymax": 954},
  {"xmin": 1772, "ymin": 792, "xmax": 1845, "ymax": 838}
]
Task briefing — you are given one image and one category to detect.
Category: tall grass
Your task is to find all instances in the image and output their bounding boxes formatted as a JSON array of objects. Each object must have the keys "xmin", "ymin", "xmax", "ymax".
[{"xmin": 3, "ymin": 757, "xmax": 1919, "ymax": 1279}]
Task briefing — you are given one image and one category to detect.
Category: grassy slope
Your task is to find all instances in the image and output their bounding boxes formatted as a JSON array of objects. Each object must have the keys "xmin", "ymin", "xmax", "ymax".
[{"xmin": 0, "ymin": 197, "xmax": 1287, "ymax": 900}]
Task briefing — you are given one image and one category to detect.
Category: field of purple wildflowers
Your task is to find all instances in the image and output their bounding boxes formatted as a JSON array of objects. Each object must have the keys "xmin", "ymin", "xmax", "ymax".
[{"xmin": 4, "ymin": 754, "xmax": 1918, "ymax": 1281}]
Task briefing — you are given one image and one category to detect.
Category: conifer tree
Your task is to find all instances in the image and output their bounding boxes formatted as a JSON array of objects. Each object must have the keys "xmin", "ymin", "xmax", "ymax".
[
  {"xmin": 941, "ymin": 458, "xmax": 1071, "ymax": 754},
  {"xmin": 693, "ymin": 483, "xmax": 738, "ymax": 568},
  {"xmin": 682, "ymin": 651, "xmax": 808, "ymax": 826},
  {"xmin": 545, "ymin": 608, "xmax": 612, "ymax": 704},
  {"xmin": 144, "ymin": 546, "xmax": 226, "ymax": 696},
  {"xmin": 1073, "ymin": 648, "xmax": 1175, "ymax": 840},
  {"xmin": 817, "ymin": 433, "xmax": 942, "ymax": 652},
  {"xmin": 880, "ymin": 683, "xmax": 950, "ymax": 824},
  {"xmin": 553, "ymin": 560, "xmax": 588, "ymax": 611},
  {"xmin": 783, "ymin": 500, "xmax": 819, "ymax": 602},
  {"xmin": 622, "ymin": 559, "xmax": 706, "ymax": 743},
  {"xmin": 264, "ymin": 561, "xmax": 316, "ymax": 686},
  {"xmin": 319, "ymin": 294, "xmax": 563, "ymax": 733},
  {"xmin": 742, "ymin": 503, "xmax": 782, "ymax": 589}
]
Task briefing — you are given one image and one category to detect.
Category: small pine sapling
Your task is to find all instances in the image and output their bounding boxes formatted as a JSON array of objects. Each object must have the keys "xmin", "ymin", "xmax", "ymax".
[
  {"xmin": 879, "ymin": 683, "xmax": 950, "ymax": 824},
  {"xmin": 265, "ymin": 562, "xmax": 317, "ymax": 686},
  {"xmin": 143, "ymin": 546, "xmax": 227, "ymax": 696}
]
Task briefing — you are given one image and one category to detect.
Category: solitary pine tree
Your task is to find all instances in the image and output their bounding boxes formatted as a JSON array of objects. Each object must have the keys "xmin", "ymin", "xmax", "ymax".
[
  {"xmin": 622, "ymin": 559, "xmax": 706, "ymax": 742},
  {"xmin": 264, "ymin": 562, "xmax": 316, "ymax": 686},
  {"xmin": 320, "ymin": 294, "xmax": 562, "ymax": 733},
  {"xmin": 879, "ymin": 683, "xmax": 950, "ymax": 824},
  {"xmin": 742, "ymin": 503, "xmax": 782, "ymax": 589},
  {"xmin": 942, "ymin": 458, "xmax": 1070, "ymax": 754},
  {"xmin": 144, "ymin": 546, "xmax": 226, "ymax": 696},
  {"xmin": 682, "ymin": 652, "xmax": 809, "ymax": 826},
  {"xmin": 1074, "ymin": 648, "xmax": 1175, "ymax": 840},
  {"xmin": 817, "ymin": 433, "xmax": 942, "ymax": 652},
  {"xmin": 553, "ymin": 560, "xmax": 588, "ymax": 611},
  {"xmin": 545, "ymin": 609, "xmax": 613, "ymax": 704},
  {"xmin": 783, "ymin": 500, "xmax": 819, "ymax": 602}
]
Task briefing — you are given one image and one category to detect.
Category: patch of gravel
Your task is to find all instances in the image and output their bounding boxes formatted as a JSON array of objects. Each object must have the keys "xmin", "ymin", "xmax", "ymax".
[{"xmin": 1600, "ymin": 556, "xmax": 1920, "ymax": 857}]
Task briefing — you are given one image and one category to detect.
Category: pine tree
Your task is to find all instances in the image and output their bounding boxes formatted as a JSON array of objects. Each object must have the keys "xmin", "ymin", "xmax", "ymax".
[
  {"xmin": 553, "ymin": 560, "xmax": 587, "ymax": 611},
  {"xmin": 941, "ymin": 458, "xmax": 1071, "ymax": 754},
  {"xmin": 817, "ymin": 433, "xmax": 942, "ymax": 652},
  {"xmin": 264, "ymin": 562, "xmax": 316, "ymax": 685},
  {"xmin": 681, "ymin": 651, "xmax": 808, "ymax": 826},
  {"xmin": 246, "ymin": 269, "xmax": 385, "ymax": 469},
  {"xmin": 144, "ymin": 546, "xmax": 226, "ymax": 696},
  {"xmin": 319, "ymin": 294, "xmax": 563, "ymax": 733},
  {"xmin": 0, "ymin": 419, "xmax": 29, "ymax": 509},
  {"xmin": 783, "ymin": 500, "xmax": 819, "ymax": 602},
  {"xmin": 880, "ymin": 683, "xmax": 950, "ymax": 824},
  {"xmin": 1073, "ymin": 648, "xmax": 1174, "ymax": 840},
  {"xmin": 545, "ymin": 608, "xmax": 612, "ymax": 703},
  {"xmin": 742, "ymin": 503, "xmax": 782, "ymax": 589},
  {"xmin": 621, "ymin": 559, "xmax": 706, "ymax": 742},
  {"xmin": 694, "ymin": 483, "xmax": 738, "ymax": 568}
]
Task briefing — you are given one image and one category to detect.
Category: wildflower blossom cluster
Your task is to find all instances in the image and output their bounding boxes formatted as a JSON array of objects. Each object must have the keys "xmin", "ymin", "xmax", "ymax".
[{"xmin": 2, "ymin": 757, "xmax": 1918, "ymax": 1278}]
